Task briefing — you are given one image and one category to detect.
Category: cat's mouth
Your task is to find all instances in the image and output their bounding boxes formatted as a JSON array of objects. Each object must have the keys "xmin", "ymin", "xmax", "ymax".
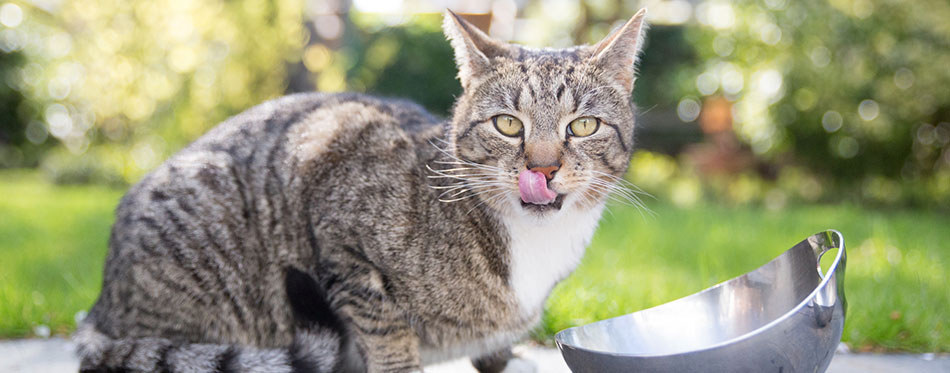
[{"xmin": 520, "ymin": 194, "xmax": 565, "ymax": 212}]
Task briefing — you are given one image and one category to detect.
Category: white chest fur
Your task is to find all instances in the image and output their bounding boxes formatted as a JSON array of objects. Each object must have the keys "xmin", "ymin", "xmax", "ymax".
[{"xmin": 504, "ymin": 203, "xmax": 605, "ymax": 316}]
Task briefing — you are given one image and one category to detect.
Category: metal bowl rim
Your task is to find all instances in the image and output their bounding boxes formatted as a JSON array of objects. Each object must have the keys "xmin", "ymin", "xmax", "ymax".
[{"xmin": 555, "ymin": 229, "xmax": 846, "ymax": 359}]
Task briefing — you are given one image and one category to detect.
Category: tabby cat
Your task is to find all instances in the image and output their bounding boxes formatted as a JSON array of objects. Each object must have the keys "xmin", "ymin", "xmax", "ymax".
[{"xmin": 75, "ymin": 9, "xmax": 648, "ymax": 373}]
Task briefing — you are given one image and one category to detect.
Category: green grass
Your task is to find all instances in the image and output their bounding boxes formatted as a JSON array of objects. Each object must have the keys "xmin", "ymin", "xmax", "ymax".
[
  {"xmin": 0, "ymin": 171, "xmax": 947, "ymax": 352},
  {"xmin": 0, "ymin": 171, "xmax": 123, "ymax": 338}
]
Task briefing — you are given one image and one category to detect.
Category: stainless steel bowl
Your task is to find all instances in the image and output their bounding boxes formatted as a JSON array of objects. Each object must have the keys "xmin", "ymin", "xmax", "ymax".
[{"xmin": 556, "ymin": 230, "xmax": 847, "ymax": 373}]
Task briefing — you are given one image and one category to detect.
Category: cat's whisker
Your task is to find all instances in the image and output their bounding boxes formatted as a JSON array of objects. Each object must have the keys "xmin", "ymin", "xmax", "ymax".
[
  {"xmin": 444, "ymin": 186, "xmax": 508, "ymax": 201},
  {"xmin": 597, "ymin": 185, "xmax": 647, "ymax": 208},
  {"xmin": 435, "ymin": 184, "xmax": 478, "ymax": 195},
  {"xmin": 426, "ymin": 165, "xmax": 502, "ymax": 175},
  {"xmin": 462, "ymin": 189, "xmax": 510, "ymax": 215},
  {"xmin": 587, "ymin": 187, "xmax": 617, "ymax": 215},
  {"xmin": 427, "ymin": 175, "xmax": 498, "ymax": 182},
  {"xmin": 432, "ymin": 161, "xmax": 502, "ymax": 172},
  {"xmin": 424, "ymin": 160, "xmax": 515, "ymax": 206},
  {"xmin": 577, "ymin": 187, "xmax": 600, "ymax": 211},
  {"xmin": 573, "ymin": 186, "xmax": 614, "ymax": 217},
  {"xmin": 428, "ymin": 141, "xmax": 504, "ymax": 172},
  {"xmin": 425, "ymin": 165, "xmax": 501, "ymax": 182},
  {"xmin": 590, "ymin": 170, "xmax": 653, "ymax": 198},
  {"xmin": 638, "ymin": 103, "xmax": 659, "ymax": 116},
  {"xmin": 436, "ymin": 179, "xmax": 507, "ymax": 189},
  {"xmin": 429, "ymin": 180, "xmax": 506, "ymax": 191},
  {"xmin": 585, "ymin": 178, "xmax": 655, "ymax": 218},
  {"xmin": 589, "ymin": 184, "xmax": 632, "ymax": 209},
  {"xmin": 430, "ymin": 167, "xmax": 478, "ymax": 173},
  {"xmin": 586, "ymin": 175, "xmax": 650, "ymax": 203},
  {"xmin": 430, "ymin": 183, "xmax": 491, "ymax": 190},
  {"xmin": 428, "ymin": 138, "xmax": 453, "ymax": 151},
  {"xmin": 426, "ymin": 173, "xmax": 498, "ymax": 180},
  {"xmin": 425, "ymin": 164, "xmax": 483, "ymax": 174},
  {"xmin": 438, "ymin": 183, "xmax": 509, "ymax": 199},
  {"xmin": 590, "ymin": 190, "xmax": 616, "ymax": 218},
  {"xmin": 431, "ymin": 137, "xmax": 452, "ymax": 146},
  {"xmin": 430, "ymin": 163, "xmax": 502, "ymax": 175},
  {"xmin": 599, "ymin": 186, "xmax": 650, "ymax": 212},
  {"xmin": 441, "ymin": 188, "xmax": 472, "ymax": 199},
  {"xmin": 438, "ymin": 186, "xmax": 509, "ymax": 203},
  {"xmin": 589, "ymin": 170, "xmax": 637, "ymax": 186}
]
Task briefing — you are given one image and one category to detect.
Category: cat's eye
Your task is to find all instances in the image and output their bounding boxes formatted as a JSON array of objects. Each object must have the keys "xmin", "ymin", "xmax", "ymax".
[
  {"xmin": 568, "ymin": 117, "xmax": 599, "ymax": 137},
  {"xmin": 493, "ymin": 114, "xmax": 524, "ymax": 137}
]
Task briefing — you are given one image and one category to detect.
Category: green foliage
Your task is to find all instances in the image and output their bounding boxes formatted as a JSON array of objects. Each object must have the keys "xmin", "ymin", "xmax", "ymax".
[
  {"xmin": 686, "ymin": 0, "xmax": 950, "ymax": 198},
  {"xmin": 0, "ymin": 49, "xmax": 39, "ymax": 167},
  {"xmin": 340, "ymin": 14, "xmax": 460, "ymax": 116},
  {"xmin": 1, "ymin": 0, "xmax": 306, "ymax": 181},
  {"xmin": 623, "ymin": 25, "xmax": 702, "ymax": 111},
  {"xmin": 40, "ymin": 147, "xmax": 126, "ymax": 186}
]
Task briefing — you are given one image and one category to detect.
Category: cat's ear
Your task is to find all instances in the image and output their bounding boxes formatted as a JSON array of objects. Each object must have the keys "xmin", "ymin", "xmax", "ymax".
[
  {"xmin": 443, "ymin": 10, "xmax": 509, "ymax": 88},
  {"xmin": 589, "ymin": 9, "xmax": 648, "ymax": 93}
]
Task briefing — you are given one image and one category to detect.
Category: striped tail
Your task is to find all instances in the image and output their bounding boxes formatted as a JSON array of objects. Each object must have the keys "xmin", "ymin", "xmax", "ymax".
[{"xmin": 74, "ymin": 323, "xmax": 341, "ymax": 373}]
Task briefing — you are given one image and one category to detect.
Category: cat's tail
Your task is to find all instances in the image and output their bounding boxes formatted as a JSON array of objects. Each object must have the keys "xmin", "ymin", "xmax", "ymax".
[{"xmin": 73, "ymin": 322, "xmax": 340, "ymax": 373}]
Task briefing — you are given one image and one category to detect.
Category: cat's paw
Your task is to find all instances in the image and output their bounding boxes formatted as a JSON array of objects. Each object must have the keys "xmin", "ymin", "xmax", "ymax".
[{"xmin": 500, "ymin": 357, "xmax": 537, "ymax": 373}]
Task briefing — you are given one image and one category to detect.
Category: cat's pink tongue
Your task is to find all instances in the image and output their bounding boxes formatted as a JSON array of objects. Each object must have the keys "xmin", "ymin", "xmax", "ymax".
[{"xmin": 518, "ymin": 169, "xmax": 558, "ymax": 205}]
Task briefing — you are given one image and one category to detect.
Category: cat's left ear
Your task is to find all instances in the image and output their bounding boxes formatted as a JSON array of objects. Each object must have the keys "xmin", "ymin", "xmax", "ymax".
[
  {"xmin": 589, "ymin": 9, "xmax": 648, "ymax": 93},
  {"xmin": 443, "ymin": 10, "xmax": 511, "ymax": 88}
]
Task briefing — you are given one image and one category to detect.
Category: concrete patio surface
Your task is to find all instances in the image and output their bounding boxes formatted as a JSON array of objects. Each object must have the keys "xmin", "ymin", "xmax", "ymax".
[{"xmin": 1, "ymin": 338, "xmax": 947, "ymax": 372}]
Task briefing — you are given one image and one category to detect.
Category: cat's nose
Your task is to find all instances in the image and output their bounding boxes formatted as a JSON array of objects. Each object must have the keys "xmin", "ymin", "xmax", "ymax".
[{"xmin": 528, "ymin": 164, "xmax": 560, "ymax": 180}]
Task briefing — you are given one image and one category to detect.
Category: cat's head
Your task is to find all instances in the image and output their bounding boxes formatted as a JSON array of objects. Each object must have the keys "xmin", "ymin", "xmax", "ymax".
[{"xmin": 437, "ymin": 9, "xmax": 647, "ymax": 219}]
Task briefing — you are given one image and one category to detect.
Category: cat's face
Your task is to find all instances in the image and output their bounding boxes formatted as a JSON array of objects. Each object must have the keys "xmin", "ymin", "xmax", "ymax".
[{"xmin": 439, "ymin": 10, "xmax": 647, "ymax": 219}]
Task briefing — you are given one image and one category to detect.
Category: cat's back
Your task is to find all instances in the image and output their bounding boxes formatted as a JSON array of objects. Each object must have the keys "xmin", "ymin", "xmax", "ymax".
[
  {"xmin": 111, "ymin": 91, "xmax": 444, "ymax": 260},
  {"xmin": 128, "ymin": 91, "xmax": 442, "ymax": 198},
  {"xmin": 182, "ymin": 91, "xmax": 442, "ymax": 165}
]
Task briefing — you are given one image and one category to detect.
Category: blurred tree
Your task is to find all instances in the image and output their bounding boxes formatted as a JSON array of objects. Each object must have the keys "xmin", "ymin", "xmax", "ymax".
[
  {"xmin": 630, "ymin": 25, "xmax": 706, "ymax": 155},
  {"xmin": 355, "ymin": 19, "xmax": 460, "ymax": 117},
  {"xmin": 2, "ymin": 0, "xmax": 306, "ymax": 182},
  {"xmin": 0, "ymin": 48, "xmax": 37, "ymax": 167},
  {"xmin": 687, "ymin": 0, "xmax": 950, "ymax": 202},
  {"xmin": 300, "ymin": 12, "xmax": 460, "ymax": 117}
]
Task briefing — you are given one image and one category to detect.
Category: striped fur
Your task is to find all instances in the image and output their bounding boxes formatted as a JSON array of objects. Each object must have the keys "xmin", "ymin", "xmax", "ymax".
[
  {"xmin": 76, "ymin": 323, "xmax": 338, "ymax": 372},
  {"xmin": 77, "ymin": 10, "xmax": 648, "ymax": 373}
]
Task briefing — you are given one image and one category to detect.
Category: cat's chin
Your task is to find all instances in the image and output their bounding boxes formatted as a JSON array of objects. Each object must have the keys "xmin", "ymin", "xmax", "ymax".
[{"xmin": 519, "ymin": 194, "xmax": 565, "ymax": 213}]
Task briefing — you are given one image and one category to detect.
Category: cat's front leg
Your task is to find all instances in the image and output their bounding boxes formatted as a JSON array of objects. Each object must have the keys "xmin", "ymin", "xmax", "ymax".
[
  {"xmin": 472, "ymin": 347, "xmax": 537, "ymax": 373},
  {"xmin": 325, "ymin": 260, "xmax": 422, "ymax": 372},
  {"xmin": 346, "ymin": 310, "xmax": 421, "ymax": 373}
]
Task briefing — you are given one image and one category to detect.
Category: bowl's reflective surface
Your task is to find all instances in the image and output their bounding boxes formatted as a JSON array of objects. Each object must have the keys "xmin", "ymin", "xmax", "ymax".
[{"xmin": 556, "ymin": 230, "xmax": 847, "ymax": 373}]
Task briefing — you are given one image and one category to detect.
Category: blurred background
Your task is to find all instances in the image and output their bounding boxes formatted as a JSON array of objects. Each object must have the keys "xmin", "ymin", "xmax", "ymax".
[{"xmin": 0, "ymin": 0, "xmax": 947, "ymax": 354}]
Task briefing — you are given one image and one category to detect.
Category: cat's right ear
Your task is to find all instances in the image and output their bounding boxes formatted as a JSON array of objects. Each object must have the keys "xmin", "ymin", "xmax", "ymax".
[
  {"xmin": 589, "ymin": 9, "xmax": 648, "ymax": 93},
  {"xmin": 443, "ymin": 10, "xmax": 507, "ymax": 88}
]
